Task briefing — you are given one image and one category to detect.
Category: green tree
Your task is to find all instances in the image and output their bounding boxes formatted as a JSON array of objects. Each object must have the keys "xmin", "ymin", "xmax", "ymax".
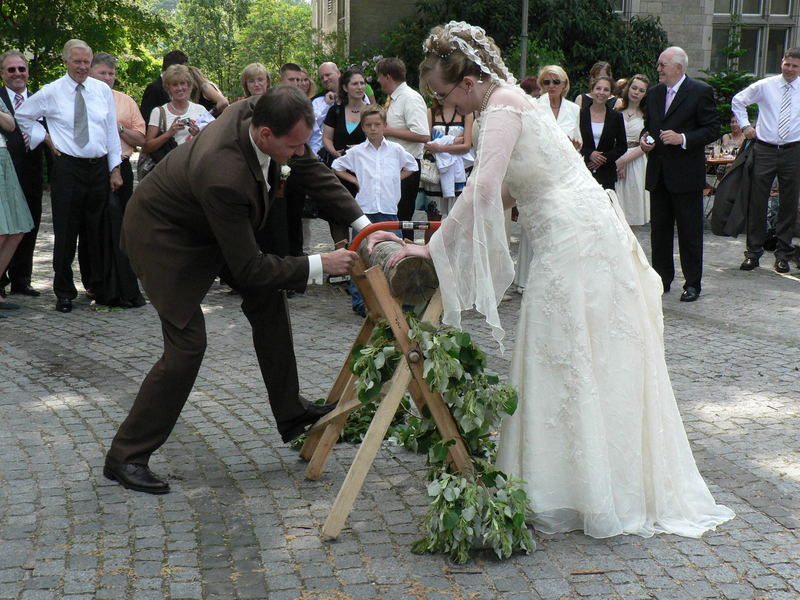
[
  {"xmin": 0, "ymin": 0, "xmax": 168, "ymax": 95},
  {"xmin": 375, "ymin": 0, "xmax": 667, "ymax": 93},
  {"xmin": 173, "ymin": 0, "xmax": 250, "ymax": 96},
  {"xmin": 235, "ymin": 0, "xmax": 313, "ymax": 91}
]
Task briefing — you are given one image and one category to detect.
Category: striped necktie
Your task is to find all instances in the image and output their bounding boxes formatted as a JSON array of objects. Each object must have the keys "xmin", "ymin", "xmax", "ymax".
[
  {"xmin": 778, "ymin": 82, "xmax": 791, "ymax": 140},
  {"xmin": 13, "ymin": 93, "xmax": 30, "ymax": 149},
  {"xmin": 74, "ymin": 83, "xmax": 89, "ymax": 147}
]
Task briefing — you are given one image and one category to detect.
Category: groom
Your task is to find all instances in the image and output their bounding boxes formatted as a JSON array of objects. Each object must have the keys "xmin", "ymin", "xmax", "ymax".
[
  {"xmin": 641, "ymin": 46, "xmax": 719, "ymax": 302},
  {"xmin": 105, "ymin": 86, "xmax": 371, "ymax": 494}
]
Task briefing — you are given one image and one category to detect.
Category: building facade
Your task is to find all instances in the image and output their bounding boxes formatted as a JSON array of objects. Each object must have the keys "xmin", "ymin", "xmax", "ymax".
[
  {"xmin": 312, "ymin": 0, "xmax": 418, "ymax": 57},
  {"xmin": 617, "ymin": 0, "xmax": 800, "ymax": 77}
]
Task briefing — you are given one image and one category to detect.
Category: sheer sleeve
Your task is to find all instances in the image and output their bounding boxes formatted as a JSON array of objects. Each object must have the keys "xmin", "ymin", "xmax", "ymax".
[{"xmin": 429, "ymin": 106, "xmax": 520, "ymax": 350}]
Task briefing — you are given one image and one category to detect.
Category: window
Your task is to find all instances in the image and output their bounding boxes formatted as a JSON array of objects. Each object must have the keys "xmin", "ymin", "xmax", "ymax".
[
  {"xmin": 714, "ymin": 0, "xmax": 733, "ymax": 13},
  {"xmin": 612, "ymin": 0, "xmax": 625, "ymax": 13},
  {"xmin": 766, "ymin": 28, "xmax": 789, "ymax": 72},
  {"xmin": 327, "ymin": 0, "xmax": 332, "ymax": 15},
  {"xmin": 711, "ymin": 0, "xmax": 795, "ymax": 76}
]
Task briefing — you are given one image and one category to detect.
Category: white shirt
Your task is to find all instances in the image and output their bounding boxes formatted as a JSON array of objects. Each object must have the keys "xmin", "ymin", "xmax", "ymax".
[
  {"xmin": 5, "ymin": 87, "xmax": 27, "ymax": 105},
  {"xmin": 732, "ymin": 74, "xmax": 800, "ymax": 144},
  {"xmin": 148, "ymin": 102, "xmax": 212, "ymax": 146},
  {"xmin": 16, "ymin": 73, "xmax": 121, "ymax": 171},
  {"xmin": 665, "ymin": 74, "xmax": 688, "ymax": 149},
  {"xmin": 310, "ymin": 95, "xmax": 332, "ymax": 154},
  {"xmin": 331, "ymin": 137, "xmax": 418, "ymax": 214},
  {"xmin": 248, "ymin": 131, "xmax": 370, "ymax": 285},
  {"xmin": 539, "ymin": 95, "xmax": 580, "ymax": 140},
  {"xmin": 386, "ymin": 82, "xmax": 429, "ymax": 159}
]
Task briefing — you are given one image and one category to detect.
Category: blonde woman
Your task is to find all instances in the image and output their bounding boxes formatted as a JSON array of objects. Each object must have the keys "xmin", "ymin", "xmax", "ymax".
[
  {"xmin": 187, "ymin": 65, "xmax": 229, "ymax": 116},
  {"xmin": 240, "ymin": 63, "xmax": 271, "ymax": 97},
  {"xmin": 536, "ymin": 65, "xmax": 580, "ymax": 145}
]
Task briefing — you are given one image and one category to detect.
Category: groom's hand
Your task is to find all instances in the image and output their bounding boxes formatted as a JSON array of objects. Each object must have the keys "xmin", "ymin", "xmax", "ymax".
[{"xmin": 321, "ymin": 248, "xmax": 358, "ymax": 275}]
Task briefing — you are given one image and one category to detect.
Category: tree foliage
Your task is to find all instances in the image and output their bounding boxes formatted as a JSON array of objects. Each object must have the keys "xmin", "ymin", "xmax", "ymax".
[
  {"xmin": 379, "ymin": 0, "xmax": 668, "ymax": 93},
  {"xmin": 0, "ymin": 0, "xmax": 168, "ymax": 95}
]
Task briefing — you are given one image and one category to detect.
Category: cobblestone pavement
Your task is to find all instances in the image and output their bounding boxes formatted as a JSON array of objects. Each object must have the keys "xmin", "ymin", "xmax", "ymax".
[{"xmin": 1, "ymin": 198, "xmax": 799, "ymax": 600}]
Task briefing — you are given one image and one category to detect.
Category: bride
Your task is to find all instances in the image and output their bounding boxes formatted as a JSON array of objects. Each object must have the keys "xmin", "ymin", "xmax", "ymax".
[{"xmin": 383, "ymin": 21, "xmax": 734, "ymax": 538}]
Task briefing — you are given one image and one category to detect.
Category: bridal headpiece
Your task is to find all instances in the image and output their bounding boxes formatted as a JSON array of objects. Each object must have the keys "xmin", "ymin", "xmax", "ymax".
[{"xmin": 422, "ymin": 21, "xmax": 517, "ymax": 86}]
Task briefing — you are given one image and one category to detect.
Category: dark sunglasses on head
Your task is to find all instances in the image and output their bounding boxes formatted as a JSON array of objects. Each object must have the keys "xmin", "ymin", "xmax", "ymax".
[
  {"xmin": 542, "ymin": 79, "xmax": 561, "ymax": 86},
  {"xmin": 6, "ymin": 66, "xmax": 26, "ymax": 73}
]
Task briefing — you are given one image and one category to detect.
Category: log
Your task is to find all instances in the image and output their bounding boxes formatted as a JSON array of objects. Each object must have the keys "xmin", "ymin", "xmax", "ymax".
[{"xmin": 358, "ymin": 241, "xmax": 439, "ymax": 304}]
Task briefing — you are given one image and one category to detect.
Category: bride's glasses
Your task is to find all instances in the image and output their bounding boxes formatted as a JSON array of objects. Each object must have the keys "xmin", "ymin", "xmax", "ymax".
[{"xmin": 431, "ymin": 83, "xmax": 459, "ymax": 102}]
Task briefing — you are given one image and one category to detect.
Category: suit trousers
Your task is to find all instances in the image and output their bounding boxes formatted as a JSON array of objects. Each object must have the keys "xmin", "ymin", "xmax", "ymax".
[
  {"xmin": 397, "ymin": 159, "xmax": 421, "ymax": 239},
  {"xmin": 650, "ymin": 180, "xmax": 704, "ymax": 291},
  {"xmin": 50, "ymin": 154, "xmax": 108, "ymax": 299},
  {"xmin": 745, "ymin": 143, "xmax": 800, "ymax": 260},
  {"xmin": 108, "ymin": 288, "xmax": 306, "ymax": 464},
  {"xmin": 2, "ymin": 165, "xmax": 42, "ymax": 289}
]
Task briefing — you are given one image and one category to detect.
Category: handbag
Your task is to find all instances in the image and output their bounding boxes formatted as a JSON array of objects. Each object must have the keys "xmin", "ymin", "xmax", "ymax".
[
  {"xmin": 420, "ymin": 152, "xmax": 440, "ymax": 186},
  {"xmin": 136, "ymin": 106, "xmax": 178, "ymax": 181}
]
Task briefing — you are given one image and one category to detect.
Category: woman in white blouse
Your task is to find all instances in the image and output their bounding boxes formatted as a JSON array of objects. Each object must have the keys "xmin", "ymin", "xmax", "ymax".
[{"xmin": 537, "ymin": 65, "xmax": 581, "ymax": 148}]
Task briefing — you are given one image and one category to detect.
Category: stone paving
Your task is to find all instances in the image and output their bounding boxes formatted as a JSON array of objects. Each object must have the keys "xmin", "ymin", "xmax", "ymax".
[{"xmin": 1, "ymin": 199, "xmax": 799, "ymax": 600}]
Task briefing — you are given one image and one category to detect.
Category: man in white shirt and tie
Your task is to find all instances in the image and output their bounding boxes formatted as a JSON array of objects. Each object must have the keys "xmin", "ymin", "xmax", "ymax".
[
  {"xmin": 0, "ymin": 51, "xmax": 47, "ymax": 298},
  {"xmin": 16, "ymin": 39, "xmax": 122, "ymax": 313},
  {"xmin": 732, "ymin": 47, "xmax": 800, "ymax": 274}
]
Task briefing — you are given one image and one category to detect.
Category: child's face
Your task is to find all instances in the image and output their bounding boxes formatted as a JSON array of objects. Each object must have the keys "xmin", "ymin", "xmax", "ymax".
[{"xmin": 362, "ymin": 114, "xmax": 386, "ymax": 141}]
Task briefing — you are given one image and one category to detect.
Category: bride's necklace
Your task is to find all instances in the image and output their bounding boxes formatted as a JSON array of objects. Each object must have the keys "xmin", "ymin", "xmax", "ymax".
[{"xmin": 479, "ymin": 82, "xmax": 498, "ymax": 113}]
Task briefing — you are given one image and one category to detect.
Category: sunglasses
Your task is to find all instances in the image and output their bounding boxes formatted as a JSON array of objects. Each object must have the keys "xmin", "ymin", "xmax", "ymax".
[
  {"xmin": 6, "ymin": 66, "xmax": 27, "ymax": 73},
  {"xmin": 542, "ymin": 79, "xmax": 562, "ymax": 86}
]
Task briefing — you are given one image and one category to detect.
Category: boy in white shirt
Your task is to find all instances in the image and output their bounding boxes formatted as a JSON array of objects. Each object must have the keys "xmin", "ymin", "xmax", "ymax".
[{"xmin": 331, "ymin": 105, "xmax": 417, "ymax": 315}]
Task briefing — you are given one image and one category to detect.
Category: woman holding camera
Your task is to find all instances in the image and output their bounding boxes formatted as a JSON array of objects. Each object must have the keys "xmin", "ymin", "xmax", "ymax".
[{"xmin": 142, "ymin": 64, "xmax": 213, "ymax": 156}]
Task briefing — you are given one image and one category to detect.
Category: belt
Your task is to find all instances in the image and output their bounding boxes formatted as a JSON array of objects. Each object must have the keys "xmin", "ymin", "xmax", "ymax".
[
  {"xmin": 58, "ymin": 153, "xmax": 106, "ymax": 165},
  {"xmin": 627, "ymin": 141, "xmax": 640, "ymax": 148},
  {"xmin": 755, "ymin": 139, "xmax": 800, "ymax": 150}
]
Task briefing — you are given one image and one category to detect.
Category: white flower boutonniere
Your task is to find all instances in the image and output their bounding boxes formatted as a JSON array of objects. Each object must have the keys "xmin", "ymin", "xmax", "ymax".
[{"xmin": 280, "ymin": 165, "xmax": 291, "ymax": 181}]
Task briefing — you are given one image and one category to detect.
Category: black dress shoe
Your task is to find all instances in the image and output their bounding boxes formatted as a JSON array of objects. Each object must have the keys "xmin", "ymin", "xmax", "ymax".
[
  {"xmin": 680, "ymin": 287, "xmax": 700, "ymax": 302},
  {"xmin": 775, "ymin": 258, "xmax": 790, "ymax": 273},
  {"xmin": 0, "ymin": 287, "xmax": 6, "ymax": 298},
  {"xmin": 0, "ymin": 301, "xmax": 20, "ymax": 310},
  {"xmin": 279, "ymin": 401, "xmax": 338, "ymax": 443},
  {"xmin": 104, "ymin": 456, "xmax": 170, "ymax": 494},
  {"xmin": 740, "ymin": 257, "xmax": 759, "ymax": 271},
  {"xmin": 10, "ymin": 285, "xmax": 40, "ymax": 297},
  {"xmin": 55, "ymin": 298, "xmax": 72, "ymax": 312}
]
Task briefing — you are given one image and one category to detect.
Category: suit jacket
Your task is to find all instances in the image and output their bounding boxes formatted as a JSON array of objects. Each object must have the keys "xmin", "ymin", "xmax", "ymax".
[
  {"xmin": 140, "ymin": 76, "xmax": 169, "ymax": 122},
  {"xmin": 579, "ymin": 105, "xmax": 627, "ymax": 188},
  {"xmin": 0, "ymin": 87, "xmax": 46, "ymax": 198},
  {"xmin": 121, "ymin": 97, "xmax": 363, "ymax": 329},
  {"xmin": 710, "ymin": 139, "xmax": 755, "ymax": 237},
  {"xmin": 643, "ymin": 77, "xmax": 720, "ymax": 194}
]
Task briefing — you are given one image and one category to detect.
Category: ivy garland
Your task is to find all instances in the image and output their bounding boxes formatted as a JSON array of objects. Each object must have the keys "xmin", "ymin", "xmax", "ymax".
[{"xmin": 347, "ymin": 315, "xmax": 536, "ymax": 563}]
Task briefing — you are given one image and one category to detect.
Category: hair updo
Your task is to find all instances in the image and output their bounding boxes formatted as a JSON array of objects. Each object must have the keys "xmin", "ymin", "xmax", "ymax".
[{"xmin": 419, "ymin": 23, "xmax": 508, "ymax": 95}]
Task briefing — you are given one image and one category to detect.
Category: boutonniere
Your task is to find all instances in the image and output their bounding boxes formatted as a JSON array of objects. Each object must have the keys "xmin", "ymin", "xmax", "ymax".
[{"xmin": 280, "ymin": 165, "xmax": 291, "ymax": 181}]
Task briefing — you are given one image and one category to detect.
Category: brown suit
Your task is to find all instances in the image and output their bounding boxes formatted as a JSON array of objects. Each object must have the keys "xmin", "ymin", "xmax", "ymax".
[{"xmin": 108, "ymin": 97, "xmax": 362, "ymax": 464}]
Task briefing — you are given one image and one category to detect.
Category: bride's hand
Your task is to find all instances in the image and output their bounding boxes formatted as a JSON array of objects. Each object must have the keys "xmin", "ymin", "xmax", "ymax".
[
  {"xmin": 365, "ymin": 230, "xmax": 404, "ymax": 253},
  {"xmin": 386, "ymin": 241, "xmax": 430, "ymax": 268}
]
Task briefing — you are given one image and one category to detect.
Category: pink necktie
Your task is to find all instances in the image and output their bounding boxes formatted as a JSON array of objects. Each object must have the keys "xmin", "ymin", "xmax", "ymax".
[
  {"xmin": 13, "ymin": 93, "xmax": 30, "ymax": 150},
  {"xmin": 665, "ymin": 88, "xmax": 675, "ymax": 113}
]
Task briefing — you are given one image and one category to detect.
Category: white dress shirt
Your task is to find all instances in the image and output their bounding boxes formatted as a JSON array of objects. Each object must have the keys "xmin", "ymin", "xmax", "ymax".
[
  {"xmin": 310, "ymin": 95, "xmax": 332, "ymax": 154},
  {"xmin": 16, "ymin": 74, "xmax": 121, "ymax": 171},
  {"xmin": 248, "ymin": 132, "xmax": 370, "ymax": 284},
  {"xmin": 665, "ymin": 74, "xmax": 688, "ymax": 149},
  {"xmin": 732, "ymin": 75, "xmax": 800, "ymax": 144},
  {"xmin": 5, "ymin": 87, "xmax": 28, "ymax": 105},
  {"xmin": 331, "ymin": 137, "xmax": 418, "ymax": 214},
  {"xmin": 386, "ymin": 82, "xmax": 429, "ymax": 159}
]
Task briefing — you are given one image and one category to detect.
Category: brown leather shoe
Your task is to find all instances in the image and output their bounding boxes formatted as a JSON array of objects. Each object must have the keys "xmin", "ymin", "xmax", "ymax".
[{"xmin": 104, "ymin": 456, "xmax": 170, "ymax": 494}]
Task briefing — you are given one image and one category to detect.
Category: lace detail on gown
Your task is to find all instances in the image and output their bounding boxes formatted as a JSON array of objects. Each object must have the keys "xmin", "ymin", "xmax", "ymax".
[{"xmin": 431, "ymin": 99, "xmax": 734, "ymax": 539}]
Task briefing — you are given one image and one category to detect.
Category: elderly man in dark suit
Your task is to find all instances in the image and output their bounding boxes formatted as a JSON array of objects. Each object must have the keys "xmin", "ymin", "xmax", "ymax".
[
  {"xmin": 139, "ymin": 49, "xmax": 188, "ymax": 122},
  {"xmin": 641, "ymin": 46, "xmax": 720, "ymax": 302},
  {"xmin": 0, "ymin": 51, "xmax": 46, "ymax": 297},
  {"xmin": 105, "ymin": 86, "xmax": 370, "ymax": 494}
]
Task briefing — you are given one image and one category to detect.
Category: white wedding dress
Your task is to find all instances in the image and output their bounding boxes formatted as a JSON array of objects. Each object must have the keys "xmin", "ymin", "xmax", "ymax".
[{"xmin": 430, "ymin": 98, "xmax": 734, "ymax": 539}]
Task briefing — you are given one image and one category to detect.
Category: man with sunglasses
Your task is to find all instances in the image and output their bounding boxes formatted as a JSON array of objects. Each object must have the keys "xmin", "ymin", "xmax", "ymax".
[{"xmin": 0, "ymin": 51, "xmax": 46, "ymax": 298}]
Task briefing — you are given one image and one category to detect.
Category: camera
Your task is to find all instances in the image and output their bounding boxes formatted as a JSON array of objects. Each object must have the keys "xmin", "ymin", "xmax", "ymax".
[{"xmin": 177, "ymin": 117, "xmax": 192, "ymax": 125}]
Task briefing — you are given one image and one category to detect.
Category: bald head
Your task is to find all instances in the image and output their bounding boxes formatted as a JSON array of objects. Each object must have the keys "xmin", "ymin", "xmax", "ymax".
[
  {"xmin": 657, "ymin": 46, "xmax": 688, "ymax": 87},
  {"xmin": 318, "ymin": 62, "xmax": 340, "ymax": 92}
]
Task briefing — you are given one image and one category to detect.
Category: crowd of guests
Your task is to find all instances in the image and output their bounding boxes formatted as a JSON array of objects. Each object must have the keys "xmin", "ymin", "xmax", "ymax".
[{"xmin": 1, "ymin": 40, "xmax": 799, "ymax": 320}]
